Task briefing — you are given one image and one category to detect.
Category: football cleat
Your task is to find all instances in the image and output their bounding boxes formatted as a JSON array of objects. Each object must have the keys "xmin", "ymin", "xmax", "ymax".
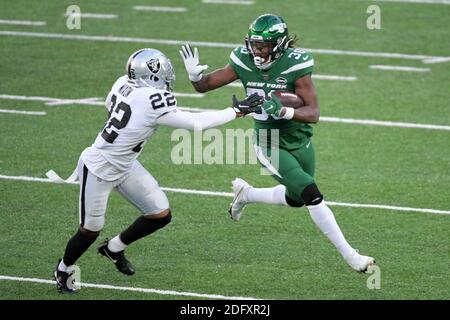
[
  {"xmin": 97, "ymin": 240, "xmax": 135, "ymax": 276},
  {"xmin": 344, "ymin": 250, "xmax": 375, "ymax": 273},
  {"xmin": 228, "ymin": 178, "xmax": 251, "ymax": 221},
  {"xmin": 54, "ymin": 259, "xmax": 76, "ymax": 294}
]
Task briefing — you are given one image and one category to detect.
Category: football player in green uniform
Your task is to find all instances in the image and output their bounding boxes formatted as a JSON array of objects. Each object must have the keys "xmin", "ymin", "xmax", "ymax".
[{"xmin": 180, "ymin": 14, "xmax": 374, "ymax": 272}]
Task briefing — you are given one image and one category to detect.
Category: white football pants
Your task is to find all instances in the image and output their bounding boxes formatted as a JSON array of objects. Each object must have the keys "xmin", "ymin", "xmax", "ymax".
[{"xmin": 77, "ymin": 159, "xmax": 169, "ymax": 232}]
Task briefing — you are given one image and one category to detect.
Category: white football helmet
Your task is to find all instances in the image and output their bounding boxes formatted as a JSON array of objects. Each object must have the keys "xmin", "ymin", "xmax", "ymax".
[{"xmin": 126, "ymin": 48, "xmax": 175, "ymax": 91}]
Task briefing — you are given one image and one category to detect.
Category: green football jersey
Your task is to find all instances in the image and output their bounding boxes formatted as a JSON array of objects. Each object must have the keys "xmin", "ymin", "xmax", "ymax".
[{"xmin": 229, "ymin": 46, "xmax": 314, "ymax": 138}]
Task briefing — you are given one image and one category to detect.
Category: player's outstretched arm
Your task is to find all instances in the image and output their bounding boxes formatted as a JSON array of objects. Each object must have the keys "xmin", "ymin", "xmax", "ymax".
[
  {"xmin": 180, "ymin": 43, "xmax": 238, "ymax": 93},
  {"xmin": 156, "ymin": 93, "xmax": 262, "ymax": 130}
]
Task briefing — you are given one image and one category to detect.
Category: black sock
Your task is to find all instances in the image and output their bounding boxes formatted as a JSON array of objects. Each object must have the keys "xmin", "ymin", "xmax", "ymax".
[
  {"xmin": 63, "ymin": 228, "xmax": 99, "ymax": 266},
  {"xmin": 120, "ymin": 212, "xmax": 172, "ymax": 246}
]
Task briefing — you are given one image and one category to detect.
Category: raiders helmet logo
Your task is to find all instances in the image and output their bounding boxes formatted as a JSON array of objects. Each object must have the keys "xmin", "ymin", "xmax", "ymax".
[
  {"xmin": 147, "ymin": 59, "xmax": 160, "ymax": 74},
  {"xmin": 129, "ymin": 69, "xmax": 136, "ymax": 79}
]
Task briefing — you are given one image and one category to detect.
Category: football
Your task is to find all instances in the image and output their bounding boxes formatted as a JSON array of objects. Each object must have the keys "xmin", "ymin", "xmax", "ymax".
[{"xmin": 271, "ymin": 90, "xmax": 305, "ymax": 109}]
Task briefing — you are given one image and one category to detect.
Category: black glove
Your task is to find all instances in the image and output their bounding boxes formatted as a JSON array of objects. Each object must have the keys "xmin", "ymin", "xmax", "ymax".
[{"xmin": 232, "ymin": 93, "xmax": 264, "ymax": 115}]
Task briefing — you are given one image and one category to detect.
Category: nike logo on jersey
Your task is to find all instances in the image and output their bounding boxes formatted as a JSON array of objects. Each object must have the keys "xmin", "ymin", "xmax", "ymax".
[
  {"xmin": 302, "ymin": 55, "xmax": 309, "ymax": 60},
  {"xmin": 306, "ymin": 140, "xmax": 311, "ymax": 148}
]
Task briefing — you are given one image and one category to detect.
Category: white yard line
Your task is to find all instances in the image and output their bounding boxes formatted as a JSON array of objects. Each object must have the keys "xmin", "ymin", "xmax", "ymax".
[
  {"xmin": 202, "ymin": 0, "xmax": 255, "ymax": 4},
  {"xmin": 325, "ymin": 201, "xmax": 450, "ymax": 215},
  {"xmin": 0, "ymin": 174, "xmax": 449, "ymax": 215},
  {"xmin": 0, "ymin": 94, "xmax": 202, "ymax": 108},
  {"xmin": 173, "ymin": 92, "xmax": 205, "ymax": 98},
  {"xmin": 177, "ymin": 106, "xmax": 213, "ymax": 112},
  {"xmin": 133, "ymin": 6, "xmax": 187, "ymax": 12},
  {"xmin": 0, "ymin": 94, "xmax": 64, "ymax": 104},
  {"xmin": 0, "ymin": 31, "xmax": 449, "ymax": 64},
  {"xmin": 64, "ymin": 13, "xmax": 118, "ymax": 19},
  {"xmin": 0, "ymin": 19, "xmax": 46, "ymax": 26},
  {"xmin": 0, "ymin": 275, "xmax": 258, "ymax": 300},
  {"xmin": 319, "ymin": 116, "xmax": 450, "ymax": 131},
  {"xmin": 226, "ymin": 82, "xmax": 244, "ymax": 88},
  {"xmin": 1, "ymin": 94, "xmax": 449, "ymax": 131},
  {"xmin": 0, "ymin": 109, "xmax": 46, "ymax": 116},
  {"xmin": 370, "ymin": 65, "xmax": 430, "ymax": 72},
  {"xmin": 373, "ymin": 0, "xmax": 450, "ymax": 4},
  {"xmin": 313, "ymin": 74, "xmax": 358, "ymax": 81},
  {"xmin": 422, "ymin": 57, "xmax": 450, "ymax": 64},
  {"xmin": 45, "ymin": 97, "xmax": 104, "ymax": 106}
]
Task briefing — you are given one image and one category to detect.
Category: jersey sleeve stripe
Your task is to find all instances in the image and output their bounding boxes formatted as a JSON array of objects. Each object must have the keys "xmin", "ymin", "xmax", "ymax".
[
  {"xmin": 280, "ymin": 59, "xmax": 314, "ymax": 75},
  {"xmin": 230, "ymin": 51, "xmax": 252, "ymax": 72}
]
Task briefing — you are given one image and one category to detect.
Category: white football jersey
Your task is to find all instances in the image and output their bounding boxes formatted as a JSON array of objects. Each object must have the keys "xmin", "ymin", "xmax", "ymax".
[{"xmin": 81, "ymin": 75, "xmax": 177, "ymax": 181}]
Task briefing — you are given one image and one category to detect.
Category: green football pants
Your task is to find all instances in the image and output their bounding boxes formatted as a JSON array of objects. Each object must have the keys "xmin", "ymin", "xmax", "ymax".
[{"xmin": 256, "ymin": 139, "xmax": 315, "ymax": 205}]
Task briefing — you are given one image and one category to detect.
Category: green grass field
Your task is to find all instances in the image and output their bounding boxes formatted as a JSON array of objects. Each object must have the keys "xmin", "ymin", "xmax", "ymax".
[{"xmin": 0, "ymin": 0, "xmax": 449, "ymax": 300}]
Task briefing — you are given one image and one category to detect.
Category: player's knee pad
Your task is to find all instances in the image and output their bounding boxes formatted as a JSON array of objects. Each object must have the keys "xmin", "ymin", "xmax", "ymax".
[
  {"xmin": 301, "ymin": 183, "xmax": 323, "ymax": 206},
  {"xmin": 160, "ymin": 211, "xmax": 172, "ymax": 227},
  {"xmin": 285, "ymin": 196, "xmax": 305, "ymax": 208},
  {"xmin": 144, "ymin": 210, "xmax": 172, "ymax": 227},
  {"xmin": 82, "ymin": 216, "xmax": 105, "ymax": 233},
  {"xmin": 79, "ymin": 226, "xmax": 100, "ymax": 238}
]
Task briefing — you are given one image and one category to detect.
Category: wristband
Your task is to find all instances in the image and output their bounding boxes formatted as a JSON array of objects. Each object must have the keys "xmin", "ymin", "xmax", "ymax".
[
  {"xmin": 282, "ymin": 107, "xmax": 295, "ymax": 120},
  {"xmin": 189, "ymin": 73, "xmax": 203, "ymax": 82}
]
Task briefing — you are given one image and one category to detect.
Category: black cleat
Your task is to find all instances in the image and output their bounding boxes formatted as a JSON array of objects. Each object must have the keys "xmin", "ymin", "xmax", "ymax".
[
  {"xmin": 54, "ymin": 259, "xmax": 76, "ymax": 294},
  {"xmin": 97, "ymin": 240, "xmax": 135, "ymax": 276}
]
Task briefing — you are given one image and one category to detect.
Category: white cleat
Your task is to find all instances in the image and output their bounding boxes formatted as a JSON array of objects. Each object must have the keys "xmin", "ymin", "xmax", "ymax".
[
  {"xmin": 228, "ymin": 178, "xmax": 251, "ymax": 221},
  {"xmin": 345, "ymin": 250, "xmax": 375, "ymax": 273}
]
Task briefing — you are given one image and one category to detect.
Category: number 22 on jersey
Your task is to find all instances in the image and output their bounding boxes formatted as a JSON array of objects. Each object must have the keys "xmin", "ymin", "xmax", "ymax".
[
  {"xmin": 101, "ymin": 92, "xmax": 177, "ymax": 144},
  {"xmin": 101, "ymin": 94, "xmax": 131, "ymax": 143}
]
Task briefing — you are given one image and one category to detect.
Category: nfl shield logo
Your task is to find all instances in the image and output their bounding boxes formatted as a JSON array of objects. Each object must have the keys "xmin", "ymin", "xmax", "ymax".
[
  {"xmin": 147, "ymin": 59, "xmax": 160, "ymax": 74},
  {"xmin": 276, "ymin": 77, "xmax": 287, "ymax": 84}
]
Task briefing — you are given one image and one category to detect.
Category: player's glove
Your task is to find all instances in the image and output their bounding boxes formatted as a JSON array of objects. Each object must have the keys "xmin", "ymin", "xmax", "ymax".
[
  {"xmin": 261, "ymin": 93, "xmax": 284, "ymax": 117},
  {"xmin": 232, "ymin": 93, "xmax": 264, "ymax": 116},
  {"xmin": 179, "ymin": 43, "xmax": 208, "ymax": 82}
]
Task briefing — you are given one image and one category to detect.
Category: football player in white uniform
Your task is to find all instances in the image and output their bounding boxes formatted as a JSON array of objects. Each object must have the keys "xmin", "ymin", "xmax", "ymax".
[{"xmin": 54, "ymin": 48, "xmax": 263, "ymax": 293}]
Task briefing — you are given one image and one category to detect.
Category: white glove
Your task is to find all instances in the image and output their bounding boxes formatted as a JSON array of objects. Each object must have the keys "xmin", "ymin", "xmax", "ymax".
[{"xmin": 179, "ymin": 43, "xmax": 208, "ymax": 82}]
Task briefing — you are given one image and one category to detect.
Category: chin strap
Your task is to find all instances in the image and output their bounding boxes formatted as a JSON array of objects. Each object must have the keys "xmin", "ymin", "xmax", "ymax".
[{"xmin": 254, "ymin": 56, "xmax": 275, "ymax": 70}]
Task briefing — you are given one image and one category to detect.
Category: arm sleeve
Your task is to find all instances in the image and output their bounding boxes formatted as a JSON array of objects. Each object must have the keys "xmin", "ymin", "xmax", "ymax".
[{"xmin": 156, "ymin": 108, "xmax": 236, "ymax": 130}]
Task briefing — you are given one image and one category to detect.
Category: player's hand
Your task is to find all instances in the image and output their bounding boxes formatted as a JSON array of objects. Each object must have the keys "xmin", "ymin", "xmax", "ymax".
[
  {"xmin": 179, "ymin": 43, "xmax": 208, "ymax": 82},
  {"xmin": 232, "ymin": 93, "xmax": 264, "ymax": 117},
  {"xmin": 262, "ymin": 93, "xmax": 283, "ymax": 117}
]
